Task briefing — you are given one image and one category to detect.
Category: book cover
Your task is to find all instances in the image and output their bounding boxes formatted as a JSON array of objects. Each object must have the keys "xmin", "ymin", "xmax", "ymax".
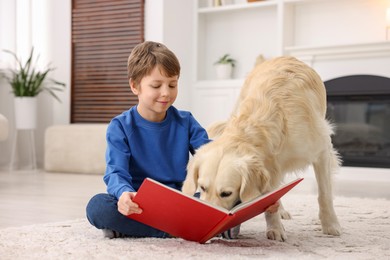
[{"xmin": 128, "ymin": 177, "xmax": 303, "ymax": 243}]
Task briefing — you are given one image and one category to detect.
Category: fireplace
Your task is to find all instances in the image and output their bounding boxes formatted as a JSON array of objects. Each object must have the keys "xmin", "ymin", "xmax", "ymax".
[{"xmin": 325, "ymin": 75, "xmax": 390, "ymax": 168}]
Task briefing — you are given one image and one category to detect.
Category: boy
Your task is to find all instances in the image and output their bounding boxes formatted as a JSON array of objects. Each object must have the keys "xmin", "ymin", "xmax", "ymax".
[{"xmin": 86, "ymin": 41, "xmax": 214, "ymax": 238}]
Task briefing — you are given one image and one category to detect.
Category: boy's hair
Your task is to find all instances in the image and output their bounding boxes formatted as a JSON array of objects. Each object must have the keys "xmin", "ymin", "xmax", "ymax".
[{"xmin": 127, "ymin": 41, "xmax": 181, "ymax": 85}]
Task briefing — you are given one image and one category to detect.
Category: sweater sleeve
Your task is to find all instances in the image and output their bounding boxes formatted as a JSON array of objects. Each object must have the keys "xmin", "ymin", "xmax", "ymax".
[
  {"xmin": 188, "ymin": 113, "xmax": 211, "ymax": 155},
  {"xmin": 103, "ymin": 119, "xmax": 135, "ymax": 199}
]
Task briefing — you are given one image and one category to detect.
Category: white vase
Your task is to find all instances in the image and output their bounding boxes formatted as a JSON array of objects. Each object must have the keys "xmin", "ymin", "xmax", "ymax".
[
  {"xmin": 14, "ymin": 97, "xmax": 37, "ymax": 129},
  {"xmin": 215, "ymin": 64, "xmax": 233, "ymax": 80}
]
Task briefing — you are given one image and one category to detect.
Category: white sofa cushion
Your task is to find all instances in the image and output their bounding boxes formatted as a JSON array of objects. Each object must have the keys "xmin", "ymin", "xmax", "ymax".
[
  {"xmin": 44, "ymin": 124, "xmax": 108, "ymax": 174},
  {"xmin": 0, "ymin": 113, "xmax": 9, "ymax": 141}
]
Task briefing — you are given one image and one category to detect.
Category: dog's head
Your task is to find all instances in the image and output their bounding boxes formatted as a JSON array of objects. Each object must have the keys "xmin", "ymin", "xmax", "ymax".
[{"xmin": 182, "ymin": 142, "xmax": 272, "ymax": 210}]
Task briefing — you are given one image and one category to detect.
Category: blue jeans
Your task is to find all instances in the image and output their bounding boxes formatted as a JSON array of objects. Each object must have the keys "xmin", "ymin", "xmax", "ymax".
[{"xmin": 86, "ymin": 193, "xmax": 170, "ymax": 238}]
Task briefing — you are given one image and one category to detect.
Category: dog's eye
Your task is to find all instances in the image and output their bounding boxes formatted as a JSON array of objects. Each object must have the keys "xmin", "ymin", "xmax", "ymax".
[
  {"xmin": 200, "ymin": 186, "xmax": 206, "ymax": 192},
  {"xmin": 220, "ymin": 191, "xmax": 232, "ymax": 198}
]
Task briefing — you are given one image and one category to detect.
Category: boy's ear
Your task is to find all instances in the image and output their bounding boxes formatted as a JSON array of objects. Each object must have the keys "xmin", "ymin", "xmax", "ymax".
[{"xmin": 129, "ymin": 78, "xmax": 139, "ymax": 95}]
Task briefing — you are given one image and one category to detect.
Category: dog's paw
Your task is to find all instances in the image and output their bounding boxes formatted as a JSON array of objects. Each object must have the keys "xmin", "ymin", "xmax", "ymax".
[
  {"xmin": 322, "ymin": 223, "xmax": 342, "ymax": 236},
  {"xmin": 266, "ymin": 228, "xmax": 287, "ymax": 242},
  {"xmin": 279, "ymin": 209, "xmax": 292, "ymax": 220}
]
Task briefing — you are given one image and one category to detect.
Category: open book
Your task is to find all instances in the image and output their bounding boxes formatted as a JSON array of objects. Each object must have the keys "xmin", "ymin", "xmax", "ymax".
[{"xmin": 128, "ymin": 177, "xmax": 303, "ymax": 243}]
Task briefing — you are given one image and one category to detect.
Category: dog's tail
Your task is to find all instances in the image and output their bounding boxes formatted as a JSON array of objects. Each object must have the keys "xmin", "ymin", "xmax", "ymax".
[{"xmin": 329, "ymin": 122, "xmax": 342, "ymax": 174}]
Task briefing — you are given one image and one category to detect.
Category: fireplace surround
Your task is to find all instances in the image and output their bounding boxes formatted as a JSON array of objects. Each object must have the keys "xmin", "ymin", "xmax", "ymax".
[{"xmin": 325, "ymin": 75, "xmax": 390, "ymax": 168}]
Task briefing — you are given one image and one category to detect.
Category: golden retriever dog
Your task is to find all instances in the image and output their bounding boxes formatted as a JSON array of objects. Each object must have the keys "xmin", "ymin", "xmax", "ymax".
[{"xmin": 182, "ymin": 56, "xmax": 342, "ymax": 241}]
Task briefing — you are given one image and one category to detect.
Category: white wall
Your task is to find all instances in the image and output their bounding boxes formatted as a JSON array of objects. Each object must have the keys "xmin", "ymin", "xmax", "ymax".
[
  {"xmin": 145, "ymin": 0, "xmax": 193, "ymax": 110},
  {"xmin": 0, "ymin": 0, "xmax": 71, "ymax": 169},
  {"xmin": 0, "ymin": 0, "xmax": 16, "ymax": 168},
  {"xmin": 0, "ymin": 0, "xmax": 193, "ymax": 169}
]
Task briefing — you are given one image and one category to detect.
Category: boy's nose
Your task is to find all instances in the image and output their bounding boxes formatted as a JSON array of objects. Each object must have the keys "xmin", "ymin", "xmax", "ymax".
[{"xmin": 161, "ymin": 86, "xmax": 170, "ymax": 96}]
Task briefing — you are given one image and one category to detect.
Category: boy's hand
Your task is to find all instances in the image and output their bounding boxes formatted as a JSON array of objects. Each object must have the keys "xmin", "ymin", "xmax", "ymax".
[
  {"xmin": 118, "ymin": 192, "xmax": 143, "ymax": 216},
  {"xmin": 265, "ymin": 201, "xmax": 280, "ymax": 214}
]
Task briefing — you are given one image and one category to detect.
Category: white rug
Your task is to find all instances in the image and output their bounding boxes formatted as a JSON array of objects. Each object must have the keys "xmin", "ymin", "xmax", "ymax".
[{"xmin": 1, "ymin": 194, "xmax": 389, "ymax": 260}]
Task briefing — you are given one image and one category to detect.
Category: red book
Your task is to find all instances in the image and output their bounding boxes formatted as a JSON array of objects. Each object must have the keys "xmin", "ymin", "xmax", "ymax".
[{"xmin": 128, "ymin": 177, "xmax": 303, "ymax": 243}]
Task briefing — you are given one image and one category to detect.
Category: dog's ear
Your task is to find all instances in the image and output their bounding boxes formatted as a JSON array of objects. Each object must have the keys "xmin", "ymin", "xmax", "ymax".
[
  {"xmin": 238, "ymin": 157, "xmax": 271, "ymax": 202},
  {"xmin": 182, "ymin": 157, "xmax": 200, "ymax": 196}
]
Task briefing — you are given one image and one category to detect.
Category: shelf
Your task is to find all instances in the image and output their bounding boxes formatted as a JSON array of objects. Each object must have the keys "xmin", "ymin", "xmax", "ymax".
[
  {"xmin": 194, "ymin": 79, "xmax": 245, "ymax": 89},
  {"xmin": 192, "ymin": 0, "xmax": 390, "ymax": 127},
  {"xmin": 198, "ymin": 0, "xmax": 335, "ymax": 13},
  {"xmin": 198, "ymin": 1, "xmax": 277, "ymax": 14},
  {"xmin": 284, "ymin": 41, "xmax": 390, "ymax": 61},
  {"xmin": 283, "ymin": 0, "xmax": 332, "ymax": 4}
]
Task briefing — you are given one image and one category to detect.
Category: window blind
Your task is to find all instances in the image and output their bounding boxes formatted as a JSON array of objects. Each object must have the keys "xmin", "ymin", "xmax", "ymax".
[{"xmin": 71, "ymin": 0, "xmax": 144, "ymax": 123}]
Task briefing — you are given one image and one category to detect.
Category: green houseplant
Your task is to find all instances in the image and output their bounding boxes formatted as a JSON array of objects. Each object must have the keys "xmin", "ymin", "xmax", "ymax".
[
  {"xmin": 214, "ymin": 54, "xmax": 236, "ymax": 80},
  {"xmin": 214, "ymin": 54, "xmax": 236, "ymax": 67},
  {"xmin": 0, "ymin": 48, "xmax": 65, "ymax": 129},
  {"xmin": 1, "ymin": 48, "xmax": 65, "ymax": 102}
]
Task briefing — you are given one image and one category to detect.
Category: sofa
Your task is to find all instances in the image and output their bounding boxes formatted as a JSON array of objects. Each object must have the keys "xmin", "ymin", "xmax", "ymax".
[
  {"xmin": 44, "ymin": 124, "xmax": 108, "ymax": 174},
  {"xmin": 0, "ymin": 113, "xmax": 9, "ymax": 141}
]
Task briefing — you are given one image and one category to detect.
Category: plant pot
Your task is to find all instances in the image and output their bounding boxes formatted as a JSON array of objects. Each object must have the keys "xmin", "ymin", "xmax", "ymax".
[
  {"xmin": 215, "ymin": 64, "xmax": 233, "ymax": 80},
  {"xmin": 14, "ymin": 97, "xmax": 37, "ymax": 129}
]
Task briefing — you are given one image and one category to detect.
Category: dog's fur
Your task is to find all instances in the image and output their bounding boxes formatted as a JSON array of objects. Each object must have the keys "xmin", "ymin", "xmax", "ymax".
[{"xmin": 182, "ymin": 56, "xmax": 342, "ymax": 241}]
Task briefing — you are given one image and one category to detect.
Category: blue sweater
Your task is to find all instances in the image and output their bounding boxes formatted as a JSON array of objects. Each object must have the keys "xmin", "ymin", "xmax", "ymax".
[{"xmin": 103, "ymin": 106, "xmax": 210, "ymax": 199}]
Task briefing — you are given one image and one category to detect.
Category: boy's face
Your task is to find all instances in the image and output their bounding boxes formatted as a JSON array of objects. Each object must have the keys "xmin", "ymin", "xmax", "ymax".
[{"xmin": 130, "ymin": 65, "xmax": 178, "ymax": 122}]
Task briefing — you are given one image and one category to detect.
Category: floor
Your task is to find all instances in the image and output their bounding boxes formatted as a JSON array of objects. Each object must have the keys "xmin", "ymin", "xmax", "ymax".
[
  {"xmin": 0, "ymin": 167, "xmax": 389, "ymax": 229},
  {"xmin": 0, "ymin": 170, "xmax": 105, "ymax": 228}
]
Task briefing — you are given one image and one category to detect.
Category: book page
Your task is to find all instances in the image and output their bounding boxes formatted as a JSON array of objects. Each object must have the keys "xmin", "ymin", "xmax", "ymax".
[
  {"xmin": 230, "ymin": 178, "xmax": 304, "ymax": 213},
  {"xmin": 129, "ymin": 177, "xmax": 303, "ymax": 243},
  {"xmin": 198, "ymin": 178, "xmax": 304, "ymax": 242},
  {"xmin": 128, "ymin": 178, "xmax": 229, "ymax": 242}
]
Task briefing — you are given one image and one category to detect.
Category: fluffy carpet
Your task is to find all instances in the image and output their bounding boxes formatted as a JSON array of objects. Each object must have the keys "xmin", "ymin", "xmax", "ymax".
[{"xmin": 1, "ymin": 194, "xmax": 389, "ymax": 260}]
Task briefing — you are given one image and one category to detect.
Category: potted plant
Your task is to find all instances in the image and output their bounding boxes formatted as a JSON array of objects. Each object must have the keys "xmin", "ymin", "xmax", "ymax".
[
  {"xmin": 0, "ymin": 48, "xmax": 65, "ymax": 129},
  {"xmin": 214, "ymin": 54, "xmax": 236, "ymax": 80}
]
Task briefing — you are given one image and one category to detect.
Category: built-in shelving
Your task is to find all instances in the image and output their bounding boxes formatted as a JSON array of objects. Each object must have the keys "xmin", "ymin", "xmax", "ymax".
[
  {"xmin": 194, "ymin": 0, "xmax": 389, "ymax": 84},
  {"xmin": 198, "ymin": 1, "xmax": 277, "ymax": 14},
  {"xmin": 285, "ymin": 41, "xmax": 390, "ymax": 63},
  {"xmin": 192, "ymin": 0, "xmax": 390, "ymax": 126},
  {"xmin": 194, "ymin": 78, "xmax": 245, "ymax": 89}
]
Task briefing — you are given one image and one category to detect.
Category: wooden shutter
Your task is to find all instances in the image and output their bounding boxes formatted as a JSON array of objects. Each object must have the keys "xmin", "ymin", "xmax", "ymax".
[{"xmin": 71, "ymin": 0, "xmax": 144, "ymax": 123}]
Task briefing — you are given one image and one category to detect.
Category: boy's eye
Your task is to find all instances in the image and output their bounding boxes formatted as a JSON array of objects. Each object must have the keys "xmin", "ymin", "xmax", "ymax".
[
  {"xmin": 169, "ymin": 85, "xmax": 177, "ymax": 88},
  {"xmin": 150, "ymin": 85, "xmax": 161, "ymax": 88}
]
